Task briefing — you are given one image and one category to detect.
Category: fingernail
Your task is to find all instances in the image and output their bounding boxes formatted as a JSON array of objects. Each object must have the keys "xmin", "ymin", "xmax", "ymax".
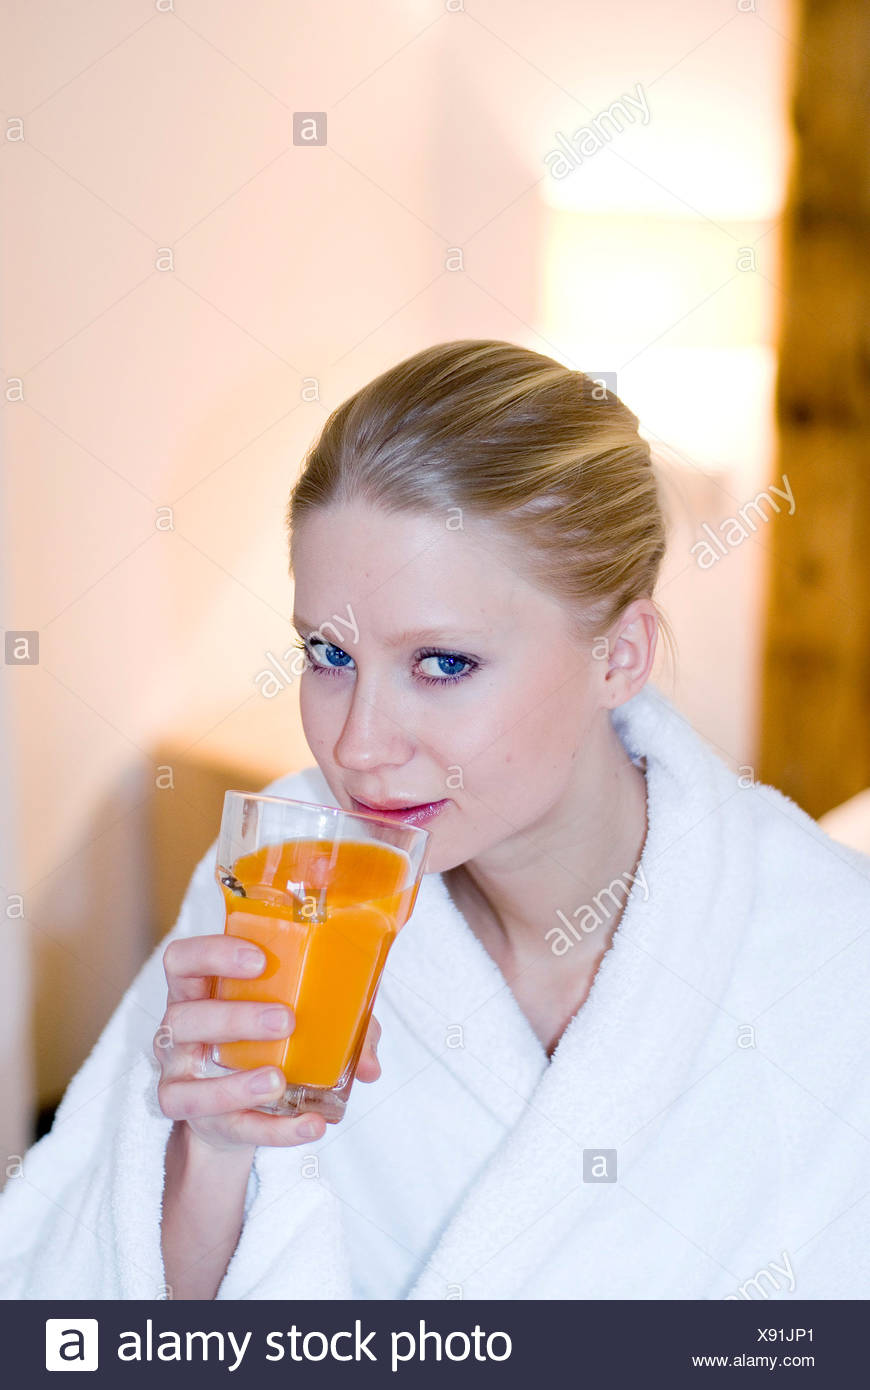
[
  {"xmin": 298, "ymin": 1119, "xmax": 322, "ymax": 1139},
  {"xmin": 237, "ymin": 946, "xmax": 266, "ymax": 972},
  {"xmin": 261, "ymin": 1006, "xmax": 292, "ymax": 1034},
  {"xmin": 249, "ymin": 1068, "xmax": 284, "ymax": 1095}
]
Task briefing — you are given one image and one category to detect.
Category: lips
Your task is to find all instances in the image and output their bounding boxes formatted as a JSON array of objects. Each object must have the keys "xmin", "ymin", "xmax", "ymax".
[
  {"xmin": 349, "ymin": 795, "xmax": 448, "ymax": 827},
  {"xmin": 352, "ymin": 796, "xmax": 429, "ymax": 812}
]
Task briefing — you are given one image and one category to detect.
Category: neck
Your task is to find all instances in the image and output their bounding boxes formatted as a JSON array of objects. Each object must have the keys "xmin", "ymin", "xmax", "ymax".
[{"xmin": 445, "ymin": 714, "xmax": 649, "ymax": 972}]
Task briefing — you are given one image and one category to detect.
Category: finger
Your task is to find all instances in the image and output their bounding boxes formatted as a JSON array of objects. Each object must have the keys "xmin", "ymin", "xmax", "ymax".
[
  {"xmin": 356, "ymin": 1025, "xmax": 382, "ymax": 1084},
  {"xmin": 163, "ymin": 997, "xmax": 294, "ymax": 1046},
  {"xmin": 158, "ymin": 1065, "xmax": 291, "ymax": 1121},
  {"xmin": 152, "ymin": 1028, "xmax": 203, "ymax": 1076},
  {"xmin": 202, "ymin": 1108, "xmax": 328, "ymax": 1148},
  {"xmin": 356, "ymin": 1048, "xmax": 381, "ymax": 1083},
  {"xmin": 163, "ymin": 934, "xmax": 268, "ymax": 1004}
]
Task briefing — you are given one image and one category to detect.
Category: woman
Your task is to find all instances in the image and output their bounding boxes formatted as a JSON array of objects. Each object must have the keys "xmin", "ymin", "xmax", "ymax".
[{"xmin": 1, "ymin": 340, "xmax": 868, "ymax": 1301}]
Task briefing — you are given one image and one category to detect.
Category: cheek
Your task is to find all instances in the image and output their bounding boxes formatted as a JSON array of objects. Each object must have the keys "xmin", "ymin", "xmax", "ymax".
[
  {"xmin": 460, "ymin": 680, "xmax": 592, "ymax": 803},
  {"xmin": 298, "ymin": 678, "xmax": 333, "ymax": 754},
  {"xmin": 474, "ymin": 729, "xmax": 567, "ymax": 810}
]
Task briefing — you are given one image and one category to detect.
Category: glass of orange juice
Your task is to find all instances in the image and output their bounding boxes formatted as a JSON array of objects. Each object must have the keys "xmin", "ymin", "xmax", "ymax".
[{"xmin": 202, "ymin": 790, "xmax": 430, "ymax": 1123}]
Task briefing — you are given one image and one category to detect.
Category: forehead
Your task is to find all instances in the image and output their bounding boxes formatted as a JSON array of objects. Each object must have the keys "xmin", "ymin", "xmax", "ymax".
[{"xmin": 291, "ymin": 503, "xmax": 559, "ymax": 635}]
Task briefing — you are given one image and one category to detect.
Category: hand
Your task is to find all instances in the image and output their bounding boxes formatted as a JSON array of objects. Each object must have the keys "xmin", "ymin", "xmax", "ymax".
[{"xmin": 154, "ymin": 933, "xmax": 382, "ymax": 1152}]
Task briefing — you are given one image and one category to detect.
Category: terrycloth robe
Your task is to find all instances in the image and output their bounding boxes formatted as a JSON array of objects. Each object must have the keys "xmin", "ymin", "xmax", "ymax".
[{"xmin": 1, "ymin": 683, "xmax": 868, "ymax": 1300}]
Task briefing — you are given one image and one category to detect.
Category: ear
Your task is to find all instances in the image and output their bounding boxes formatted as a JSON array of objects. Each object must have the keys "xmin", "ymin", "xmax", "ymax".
[{"xmin": 602, "ymin": 599, "xmax": 659, "ymax": 707}]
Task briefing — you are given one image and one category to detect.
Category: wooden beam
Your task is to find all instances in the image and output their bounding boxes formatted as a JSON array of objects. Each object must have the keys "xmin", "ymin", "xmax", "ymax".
[{"xmin": 758, "ymin": 0, "xmax": 870, "ymax": 818}]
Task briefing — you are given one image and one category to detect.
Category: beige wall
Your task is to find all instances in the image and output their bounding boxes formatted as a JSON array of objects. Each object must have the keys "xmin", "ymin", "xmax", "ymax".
[
  {"xmin": 3, "ymin": 0, "xmax": 792, "ymax": 1135},
  {"xmin": 0, "ymin": 505, "xmax": 35, "ymax": 1168}
]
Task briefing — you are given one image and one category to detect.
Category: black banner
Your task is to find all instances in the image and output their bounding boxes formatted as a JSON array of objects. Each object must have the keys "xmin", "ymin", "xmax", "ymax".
[{"xmin": 6, "ymin": 1298, "xmax": 862, "ymax": 1385}]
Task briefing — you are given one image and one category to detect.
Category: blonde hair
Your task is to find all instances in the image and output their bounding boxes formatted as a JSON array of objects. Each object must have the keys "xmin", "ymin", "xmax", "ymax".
[{"xmin": 287, "ymin": 338, "xmax": 676, "ymax": 675}]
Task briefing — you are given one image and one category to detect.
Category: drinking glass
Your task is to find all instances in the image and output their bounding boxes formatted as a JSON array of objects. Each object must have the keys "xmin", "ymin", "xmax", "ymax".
[{"xmin": 201, "ymin": 791, "xmax": 430, "ymax": 1122}]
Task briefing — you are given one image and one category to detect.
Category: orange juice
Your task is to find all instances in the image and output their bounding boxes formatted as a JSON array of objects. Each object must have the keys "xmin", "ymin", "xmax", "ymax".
[{"xmin": 212, "ymin": 837, "xmax": 419, "ymax": 1089}]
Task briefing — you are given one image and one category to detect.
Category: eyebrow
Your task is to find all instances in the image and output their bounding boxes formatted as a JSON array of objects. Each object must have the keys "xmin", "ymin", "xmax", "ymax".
[{"xmin": 293, "ymin": 616, "xmax": 489, "ymax": 648}]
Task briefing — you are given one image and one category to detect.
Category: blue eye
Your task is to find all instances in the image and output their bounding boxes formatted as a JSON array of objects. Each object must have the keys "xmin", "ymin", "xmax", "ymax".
[
  {"xmin": 417, "ymin": 651, "xmax": 473, "ymax": 684},
  {"xmin": 293, "ymin": 638, "xmax": 476, "ymax": 687},
  {"xmin": 299, "ymin": 638, "xmax": 352, "ymax": 671}
]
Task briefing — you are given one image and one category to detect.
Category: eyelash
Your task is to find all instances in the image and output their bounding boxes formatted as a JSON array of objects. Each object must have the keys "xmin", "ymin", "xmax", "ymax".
[{"xmin": 292, "ymin": 637, "xmax": 478, "ymax": 687}]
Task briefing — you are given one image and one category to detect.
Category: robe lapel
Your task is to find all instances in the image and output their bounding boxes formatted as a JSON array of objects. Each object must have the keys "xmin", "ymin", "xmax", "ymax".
[{"xmin": 381, "ymin": 871, "xmax": 552, "ymax": 1130}]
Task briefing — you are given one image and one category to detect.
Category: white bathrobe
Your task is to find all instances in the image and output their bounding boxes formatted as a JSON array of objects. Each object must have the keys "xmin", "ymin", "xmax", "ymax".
[{"xmin": 1, "ymin": 683, "xmax": 868, "ymax": 1301}]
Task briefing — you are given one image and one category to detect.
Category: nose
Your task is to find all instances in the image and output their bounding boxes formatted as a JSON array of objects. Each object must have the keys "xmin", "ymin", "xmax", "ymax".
[{"xmin": 333, "ymin": 682, "xmax": 415, "ymax": 773}]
